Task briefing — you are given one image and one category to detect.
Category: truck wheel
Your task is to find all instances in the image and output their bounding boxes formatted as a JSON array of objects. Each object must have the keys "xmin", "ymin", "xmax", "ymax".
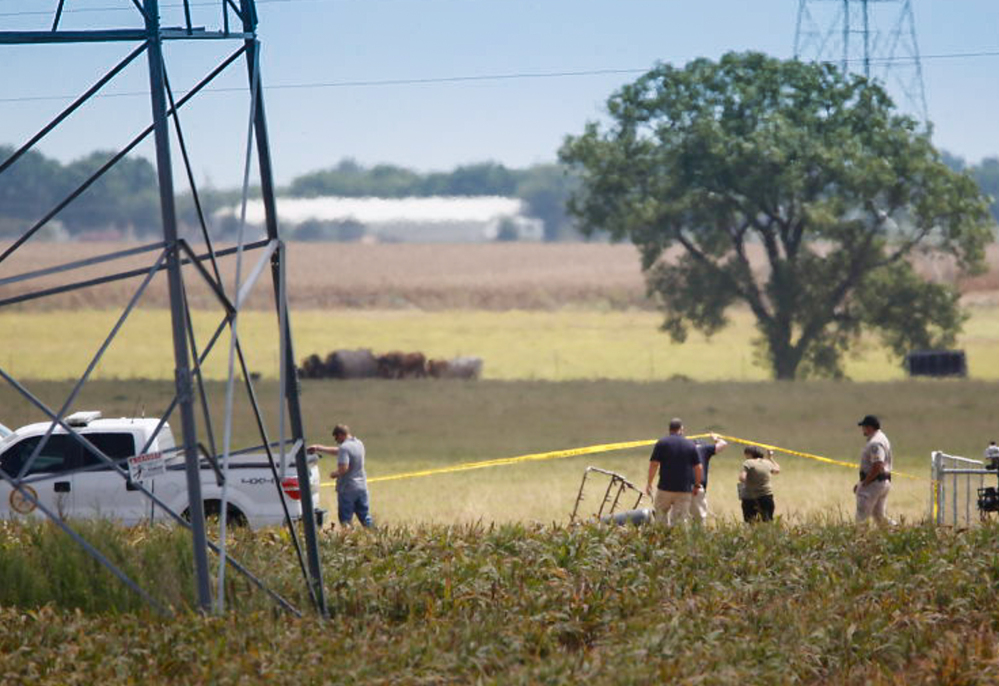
[{"xmin": 184, "ymin": 501, "xmax": 248, "ymax": 528}]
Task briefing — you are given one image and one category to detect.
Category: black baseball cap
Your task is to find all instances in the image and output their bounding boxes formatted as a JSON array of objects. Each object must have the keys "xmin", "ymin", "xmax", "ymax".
[{"xmin": 857, "ymin": 415, "xmax": 880, "ymax": 429}]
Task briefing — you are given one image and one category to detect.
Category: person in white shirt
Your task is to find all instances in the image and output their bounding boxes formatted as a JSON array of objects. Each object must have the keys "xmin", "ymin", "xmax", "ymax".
[{"xmin": 854, "ymin": 414, "xmax": 894, "ymax": 526}]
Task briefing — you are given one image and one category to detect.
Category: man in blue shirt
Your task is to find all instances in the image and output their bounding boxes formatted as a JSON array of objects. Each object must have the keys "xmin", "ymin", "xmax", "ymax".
[
  {"xmin": 645, "ymin": 417, "xmax": 703, "ymax": 525},
  {"xmin": 690, "ymin": 433, "xmax": 728, "ymax": 523}
]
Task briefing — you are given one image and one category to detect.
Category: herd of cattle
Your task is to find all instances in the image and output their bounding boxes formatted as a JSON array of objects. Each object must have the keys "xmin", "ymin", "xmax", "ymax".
[{"xmin": 299, "ymin": 349, "xmax": 483, "ymax": 380}]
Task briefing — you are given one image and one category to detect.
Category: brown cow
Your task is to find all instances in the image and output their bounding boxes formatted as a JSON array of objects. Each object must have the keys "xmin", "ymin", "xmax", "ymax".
[
  {"xmin": 377, "ymin": 351, "xmax": 403, "ymax": 378},
  {"xmin": 299, "ymin": 353, "xmax": 326, "ymax": 379},
  {"xmin": 377, "ymin": 351, "xmax": 427, "ymax": 379},
  {"xmin": 427, "ymin": 358, "xmax": 450, "ymax": 378},
  {"xmin": 399, "ymin": 352, "xmax": 427, "ymax": 378}
]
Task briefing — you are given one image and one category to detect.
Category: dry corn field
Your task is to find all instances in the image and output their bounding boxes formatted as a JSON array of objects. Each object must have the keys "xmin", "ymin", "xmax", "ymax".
[
  {"xmin": 3, "ymin": 240, "xmax": 998, "ymax": 311},
  {"xmin": 6, "ymin": 520, "xmax": 999, "ymax": 683}
]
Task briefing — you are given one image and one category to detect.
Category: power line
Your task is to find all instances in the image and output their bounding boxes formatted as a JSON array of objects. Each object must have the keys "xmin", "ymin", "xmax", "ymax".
[
  {"xmin": 0, "ymin": 67, "xmax": 648, "ymax": 104},
  {"xmin": 864, "ymin": 49, "xmax": 999, "ymax": 63},
  {"xmin": 2, "ymin": 50, "xmax": 999, "ymax": 105}
]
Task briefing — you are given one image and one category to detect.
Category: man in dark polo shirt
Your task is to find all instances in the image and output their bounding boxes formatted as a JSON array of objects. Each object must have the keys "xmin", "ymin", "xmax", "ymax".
[{"xmin": 645, "ymin": 417, "xmax": 703, "ymax": 525}]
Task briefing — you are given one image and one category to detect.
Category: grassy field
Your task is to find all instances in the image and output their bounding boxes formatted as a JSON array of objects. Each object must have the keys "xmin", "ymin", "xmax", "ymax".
[
  {"xmin": 4, "ymin": 304, "xmax": 999, "ymax": 382},
  {"xmin": 3, "ymin": 520, "xmax": 999, "ymax": 683},
  {"xmin": 4, "ymin": 378, "xmax": 997, "ymax": 526},
  {"xmin": 4, "ymin": 241, "xmax": 999, "ymax": 680},
  {"xmin": 3, "ymin": 240, "xmax": 997, "ymax": 381}
]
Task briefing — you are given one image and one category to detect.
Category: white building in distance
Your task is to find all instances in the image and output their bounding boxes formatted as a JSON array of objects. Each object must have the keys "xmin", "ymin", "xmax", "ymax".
[{"xmin": 217, "ymin": 196, "xmax": 544, "ymax": 242}]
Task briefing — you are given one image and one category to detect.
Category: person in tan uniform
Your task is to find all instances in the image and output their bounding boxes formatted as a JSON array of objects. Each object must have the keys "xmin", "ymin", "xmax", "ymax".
[
  {"xmin": 854, "ymin": 414, "xmax": 894, "ymax": 526},
  {"xmin": 739, "ymin": 446, "xmax": 780, "ymax": 522}
]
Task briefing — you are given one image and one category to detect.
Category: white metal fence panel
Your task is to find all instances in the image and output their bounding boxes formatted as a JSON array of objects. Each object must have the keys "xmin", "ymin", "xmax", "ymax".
[{"xmin": 931, "ymin": 451, "xmax": 988, "ymax": 527}]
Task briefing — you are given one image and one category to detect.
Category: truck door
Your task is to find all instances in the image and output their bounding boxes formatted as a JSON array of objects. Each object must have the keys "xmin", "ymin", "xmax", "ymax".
[
  {"xmin": 75, "ymin": 431, "xmax": 153, "ymax": 526},
  {"xmin": 0, "ymin": 434, "xmax": 80, "ymax": 521}
]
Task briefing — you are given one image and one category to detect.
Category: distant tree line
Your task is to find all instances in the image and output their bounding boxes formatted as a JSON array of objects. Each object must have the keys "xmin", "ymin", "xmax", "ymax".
[
  {"xmin": 0, "ymin": 146, "xmax": 162, "ymax": 240},
  {"xmin": 0, "ymin": 144, "xmax": 260, "ymax": 242},
  {"xmin": 2, "ymin": 145, "xmax": 996, "ymax": 244},
  {"xmin": 942, "ymin": 151, "xmax": 999, "ymax": 224},
  {"xmin": 0, "ymin": 148, "xmax": 579, "ymax": 242}
]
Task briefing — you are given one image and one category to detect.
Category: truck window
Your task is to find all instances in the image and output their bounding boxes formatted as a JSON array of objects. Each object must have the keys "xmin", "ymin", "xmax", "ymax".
[
  {"xmin": 0, "ymin": 435, "xmax": 79, "ymax": 476},
  {"xmin": 79, "ymin": 433, "xmax": 138, "ymax": 470}
]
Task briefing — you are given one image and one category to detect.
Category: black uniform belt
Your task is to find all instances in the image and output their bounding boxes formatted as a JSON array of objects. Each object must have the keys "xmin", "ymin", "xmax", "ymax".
[{"xmin": 859, "ymin": 471, "xmax": 891, "ymax": 482}]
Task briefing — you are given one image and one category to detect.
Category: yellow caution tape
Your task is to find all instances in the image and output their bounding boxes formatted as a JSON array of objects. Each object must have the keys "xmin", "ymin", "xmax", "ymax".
[
  {"xmin": 716, "ymin": 434, "xmax": 925, "ymax": 481},
  {"xmin": 318, "ymin": 432, "xmax": 925, "ymax": 487},
  {"xmin": 320, "ymin": 437, "xmax": 700, "ymax": 488}
]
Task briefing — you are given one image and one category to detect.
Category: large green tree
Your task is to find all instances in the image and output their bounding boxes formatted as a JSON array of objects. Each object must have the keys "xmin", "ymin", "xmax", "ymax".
[{"xmin": 560, "ymin": 52, "xmax": 994, "ymax": 379}]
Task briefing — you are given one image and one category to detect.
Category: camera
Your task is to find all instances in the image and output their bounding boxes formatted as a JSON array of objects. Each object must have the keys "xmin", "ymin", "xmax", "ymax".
[
  {"xmin": 977, "ymin": 442, "xmax": 999, "ymax": 517},
  {"xmin": 978, "ymin": 487, "xmax": 999, "ymax": 513}
]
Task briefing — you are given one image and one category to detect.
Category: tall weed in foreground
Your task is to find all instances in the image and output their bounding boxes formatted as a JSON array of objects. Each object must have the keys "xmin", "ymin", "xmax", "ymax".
[
  {"xmin": 2, "ymin": 519, "xmax": 999, "ymax": 683},
  {"xmin": 0, "ymin": 520, "xmax": 320, "ymax": 613},
  {"xmin": 0, "ymin": 520, "xmax": 194, "ymax": 612}
]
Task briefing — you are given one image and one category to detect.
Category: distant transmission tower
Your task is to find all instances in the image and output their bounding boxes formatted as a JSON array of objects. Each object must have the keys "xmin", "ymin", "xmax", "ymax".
[{"xmin": 794, "ymin": 0, "xmax": 929, "ymax": 122}]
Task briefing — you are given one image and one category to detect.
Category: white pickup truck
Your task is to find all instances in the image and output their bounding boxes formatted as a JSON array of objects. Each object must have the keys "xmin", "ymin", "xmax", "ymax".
[{"xmin": 0, "ymin": 411, "xmax": 324, "ymax": 530}]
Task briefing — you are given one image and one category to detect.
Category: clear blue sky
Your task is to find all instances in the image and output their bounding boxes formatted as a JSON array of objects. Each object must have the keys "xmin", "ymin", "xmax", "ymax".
[{"xmin": 1, "ymin": 0, "xmax": 998, "ymax": 188}]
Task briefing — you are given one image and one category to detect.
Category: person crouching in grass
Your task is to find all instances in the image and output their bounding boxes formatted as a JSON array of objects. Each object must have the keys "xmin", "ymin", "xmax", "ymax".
[{"xmin": 739, "ymin": 446, "xmax": 780, "ymax": 522}]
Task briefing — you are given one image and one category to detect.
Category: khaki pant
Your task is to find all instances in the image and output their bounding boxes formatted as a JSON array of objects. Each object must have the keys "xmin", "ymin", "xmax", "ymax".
[
  {"xmin": 856, "ymin": 480, "xmax": 892, "ymax": 525},
  {"xmin": 654, "ymin": 489, "xmax": 692, "ymax": 525},
  {"xmin": 689, "ymin": 489, "xmax": 709, "ymax": 523}
]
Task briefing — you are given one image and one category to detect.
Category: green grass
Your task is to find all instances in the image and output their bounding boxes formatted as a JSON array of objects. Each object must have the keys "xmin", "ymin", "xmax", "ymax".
[
  {"xmin": 4, "ymin": 246, "xmax": 998, "ymax": 681},
  {"xmin": 0, "ymin": 520, "xmax": 196, "ymax": 612},
  {"xmin": 2, "ymin": 521, "xmax": 999, "ymax": 683},
  {"xmin": 3, "ymin": 304, "xmax": 999, "ymax": 381},
  {"xmin": 2, "ymin": 379, "xmax": 998, "ymax": 682},
  {"xmin": 4, "ymin": 378, "xmax": 996, "ymax": 526}
]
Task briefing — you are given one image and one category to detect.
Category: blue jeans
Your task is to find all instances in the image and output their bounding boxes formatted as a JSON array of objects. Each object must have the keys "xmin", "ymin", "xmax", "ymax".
[{"xmin": 337, "ymin": 489, "xmax": 373, "ymax": 527}]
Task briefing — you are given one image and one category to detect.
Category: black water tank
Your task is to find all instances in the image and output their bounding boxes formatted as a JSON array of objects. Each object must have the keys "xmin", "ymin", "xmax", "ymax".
[{"xmin": 905, "ymin": 350, "xmax": 967, "ymax": 377}]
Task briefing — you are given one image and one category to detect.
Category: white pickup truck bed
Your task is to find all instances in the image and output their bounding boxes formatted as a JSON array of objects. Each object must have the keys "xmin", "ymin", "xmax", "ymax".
[{"xmin": 0, "ymin": 412, "xmax": 324, "ymax": 529}]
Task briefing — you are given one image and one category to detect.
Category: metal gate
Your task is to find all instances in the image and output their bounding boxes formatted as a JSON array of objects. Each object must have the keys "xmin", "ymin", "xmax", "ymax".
[{"xmin": 930, "ymin": 451, "xmax": 990, "ymax": 526}]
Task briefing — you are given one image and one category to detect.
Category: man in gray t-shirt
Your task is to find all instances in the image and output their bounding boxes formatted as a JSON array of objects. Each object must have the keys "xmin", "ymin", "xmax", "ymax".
[{"xmin": 307, "ymin": 424, "xmax": 373, "ymax": 528}]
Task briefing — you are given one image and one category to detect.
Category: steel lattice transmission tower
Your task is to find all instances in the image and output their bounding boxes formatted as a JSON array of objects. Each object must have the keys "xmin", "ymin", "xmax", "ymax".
[
  {"xmin": 0, "ymin": 0, "xmax": 327, "ymax": 616},
  {"xmin": 794, "ymin": 0, "xmax": 929, "ymax": 123}
]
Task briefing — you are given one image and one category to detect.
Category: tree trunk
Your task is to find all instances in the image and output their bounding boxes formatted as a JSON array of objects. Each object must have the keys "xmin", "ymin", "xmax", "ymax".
[
  {"xmin": 772, "ymin": 354, "xmax": 801, "ymax": 380},
  {"xmin": 768, "ymin": 323, "xmax": 804, "ymax": 380}
]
